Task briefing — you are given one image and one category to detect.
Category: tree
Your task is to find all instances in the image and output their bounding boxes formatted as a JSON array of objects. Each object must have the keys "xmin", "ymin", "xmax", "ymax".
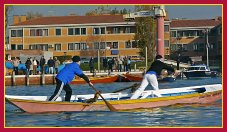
[
  {"xmin": 85, "ymin": 5, "xmax": 111, "ymax": 16},
  {"xmin": 134, "ymin": 5, "xmax": 156, "ymax": 62},
  {"xmin": 111, "ymin": 8, "xmax": 119, "ymax": 14},
  {"xmin": 85, "ymin": 6, "xmax": 129, "ymax": 16},
  {"xmin": 5, "ymin": 5, "xmax": 13, "ymax": 45},
  {"xmin": 120, "ymin": 8, "xmax": 128, "ymax": 14},
  {"xmin": 26, "ymin": 11, "xmax": 43, "ymax": 20}
]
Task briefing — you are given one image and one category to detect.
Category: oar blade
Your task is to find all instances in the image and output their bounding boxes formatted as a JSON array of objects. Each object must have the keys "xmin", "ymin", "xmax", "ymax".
[{"xmin": 90, "ymin": 85, "xmax": 118, "ymax": 112}]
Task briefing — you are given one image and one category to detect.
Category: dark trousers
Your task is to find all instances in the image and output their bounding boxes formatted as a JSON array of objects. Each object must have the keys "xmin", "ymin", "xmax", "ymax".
[
  {"xmin": 90, "ymin": 67, "xmax": 94, "ymax": 73},
  {"xmin": 13, "ymin": 67, "xmax": 18, "ymax": 75},
  {"xmin": 40, "ymin": 65, "xmax": 45, "ymax": 74},
  {"xmin": 55, "ymin": 68, "xmax": 58, "ymax": 74},
  {"xmin": 49, "ymin": 78, "xmax": 72, "ymax": 102}
]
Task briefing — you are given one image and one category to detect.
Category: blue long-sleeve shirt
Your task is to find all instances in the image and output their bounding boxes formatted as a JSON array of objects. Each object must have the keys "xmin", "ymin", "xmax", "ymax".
[{"xmin": 56, "ymin": 62, "xmax": 83, "ymax": 84}]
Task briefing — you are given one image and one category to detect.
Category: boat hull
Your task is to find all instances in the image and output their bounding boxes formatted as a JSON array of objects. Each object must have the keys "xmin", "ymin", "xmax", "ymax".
[
  {"xmin": 6, "ymin": 90, "xmax": 221, "ymax": 113},
  {"xmin": 183, "ymin": 71, "xmax": 217, "ymax": 78}
]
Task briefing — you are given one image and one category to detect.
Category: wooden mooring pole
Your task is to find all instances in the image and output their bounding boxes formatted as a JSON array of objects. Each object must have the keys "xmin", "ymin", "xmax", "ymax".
[
  {"xmin": 26, "ymin": 73, "xmax": 29, "ymax": 86},
  {"xmin": 11, "ymin": 71, "xmax": 16, "ymax": 86},
  {"xmin": 41, "ymin": 73, "xmax": 45, "ymax": 85}
]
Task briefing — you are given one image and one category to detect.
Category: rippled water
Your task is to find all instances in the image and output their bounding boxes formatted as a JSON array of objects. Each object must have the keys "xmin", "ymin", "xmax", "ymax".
[{"xmin": 5, "ymin": 77, "xmax": 222, "ymax": 127}]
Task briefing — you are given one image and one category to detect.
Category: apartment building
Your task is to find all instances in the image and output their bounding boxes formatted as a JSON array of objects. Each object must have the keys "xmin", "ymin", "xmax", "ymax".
[
  {"xmin": 8, "ymin": 14, "xmax": 171, "ymax": 61},
  {"xmin": 170, "ymin": 17, "xmax": 222, "ymax": 68}
]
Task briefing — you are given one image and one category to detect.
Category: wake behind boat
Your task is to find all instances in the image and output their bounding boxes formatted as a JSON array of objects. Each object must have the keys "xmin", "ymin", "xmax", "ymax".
[{"xmin": 5, "ymin": 84, "xmax": 222, "ymax": 113}]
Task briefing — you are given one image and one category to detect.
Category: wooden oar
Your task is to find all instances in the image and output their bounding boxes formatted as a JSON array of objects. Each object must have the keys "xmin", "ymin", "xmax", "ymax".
[
  {"xmin": 90, "ymin": 85, "xmax": 117, "ymax": 112},
  {"xmin": 112, "ymin": 83, "xmax": 140, "ymax": 93}
]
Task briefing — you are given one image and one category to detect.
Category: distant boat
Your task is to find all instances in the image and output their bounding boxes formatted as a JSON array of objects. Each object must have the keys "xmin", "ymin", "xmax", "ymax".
[
  {"xmin": 5, "ymin": 84, "xmax": 222, "ymax": 113},
  {"xmin": 183, "ymin": 64, "xmax": 217, "ymax": 79}
]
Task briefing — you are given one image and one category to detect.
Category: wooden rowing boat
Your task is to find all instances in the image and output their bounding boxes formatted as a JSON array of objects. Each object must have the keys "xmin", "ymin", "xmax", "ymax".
[
  {"xmin": 5, "ymin": 84, "xmax": 222, "ymax": 113},
  {"xmin": 123, "ymin": 73, "xmax": 176, "ymax": 82},
  {"xmin": 71, "ymin": 75, "xmax": 119, "ymax": 84}
]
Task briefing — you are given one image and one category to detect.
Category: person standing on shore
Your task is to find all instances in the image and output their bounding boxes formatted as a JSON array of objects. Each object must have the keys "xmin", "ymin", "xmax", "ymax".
[
  {"xmin": 12, "ymin": 57, "xmax": 20, "ymax": 75},
  {"xmin": 54, "ymin": 57, "xmax": 60, "ymax": 74},
  {"xmin": 40, "ymin": 56, "xmax": 46, "ymax": 74}
]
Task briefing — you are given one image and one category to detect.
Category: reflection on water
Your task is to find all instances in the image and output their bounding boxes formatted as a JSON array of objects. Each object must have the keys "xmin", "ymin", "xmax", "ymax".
[{"xmin": 5, "ymin": 78, "xmax": 222, "ymax": 127}]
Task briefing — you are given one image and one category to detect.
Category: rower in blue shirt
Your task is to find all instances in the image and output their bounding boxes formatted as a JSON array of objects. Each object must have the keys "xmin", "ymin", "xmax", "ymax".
[{"xmin": 49, "ymin": 56, "xmax": 93, "ymax": 102}]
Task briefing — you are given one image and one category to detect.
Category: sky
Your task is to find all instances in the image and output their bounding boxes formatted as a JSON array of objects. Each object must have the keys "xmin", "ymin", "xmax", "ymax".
[{"xmin": 7, "ymin": 5, "xmax": 222, "ymax": 24}]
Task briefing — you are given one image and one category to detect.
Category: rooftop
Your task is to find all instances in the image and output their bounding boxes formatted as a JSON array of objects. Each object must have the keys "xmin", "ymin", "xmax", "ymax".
[
  {"xmin": 12, "ymin": 15, "xmax": 126, "ymax": 26},
  {"xmin": 170, "ymin": 17, "xmax": 222, "ymax": 28}
]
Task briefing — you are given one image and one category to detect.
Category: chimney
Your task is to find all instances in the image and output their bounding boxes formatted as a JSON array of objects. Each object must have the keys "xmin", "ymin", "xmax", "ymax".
[
  {"xmin": 13, "ymin": 15, "xmax": 19, "ymax": 25},
  {"xmin": 13, "ymin": 15, "xmax": 27, "ymax": 25},
  {"xmin": 20, "ymin": 15, "xmax": 27, "ymax": 22}
]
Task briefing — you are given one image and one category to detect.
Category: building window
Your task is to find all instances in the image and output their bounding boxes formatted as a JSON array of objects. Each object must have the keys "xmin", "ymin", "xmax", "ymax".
[
  {"xmin": 11, "ymin": 30, "xmax": 16, "ymax": 37},
  {"xmin": 30, "ymin": 29, "xmax": 48, "ymax": 36},
  {"xmin": 170, "ymin": 31, "xmax": 176, "ymax": 37},
  {"xmin": 164, "ymin": 40, "xmax": 169, "ymax": 47},
  {"xmin": 29, "ymin": 45, "xmax": 37, "ymax": 50},
  {"xmin": 17, "ymin": 45, "xmax": 23, "ymax": 50},
  {"xmin": 17, "ymin": 30, "xmax": 23, "ymax": 37},
  {"xmin": 81, "ymin": 28, "xmax": 86, "ymax": 35},
  {"xmin": 29, "ymin": 44, "xmax": 48, "ymax": 51},
  {"xmin": 68, "ymin": 27, "xmax": 87, "ymax": 35},
  {"xmin": 93, "ymin": 28, "xmax": 100, "ymax": 35},
  {"xmin": 56, "ymin": 29, "xmax": 61, "ymax": 36},
  {"xmin": 125, "ymin": 41, "xmax": 131, "ymax": 48},
  {"xmin": 37, "ymin": 29, "xmax": 42, "ymax": 36},
  {"xmin": 112, "ymin": 42, "xmax": 118, "ymax": 49},
  {"xmin": 93, "ymin": 27, "xmax": 105, "ymax": 35},
  {"xmin": 75, "ymin": 43, "xmax": 80, "ymax": 50},
  {"xmin": 68, "ymin": 28, "xmax": 74, "ymax": 35},
  {"xmin": 164, "ymin": 25, "xmax": 169, "ymax": 32},
  {"xmin": 100, "ymin": 42, "xmax": 105, "ymax": 49},
  {"xmin": 124, "ymin": 26, "xmax": 135, "ymax": 33},
  {"xmin": 42, "ymin": 29, "xmax": 48, "ymax": 36},
  {"xmin": 80, "ymin": 43, "xmax": 87, "ymax": 50},
  {"xmin": 132, "ymin": 41, "xmax": 137, "ymax": 48},
  {"xmin": 94, "ymin": 42, "xmax": 99, "ymax": 49},
  {"xmin": 30, "ymin": 29, "xmax": 35, "ymax": 36},
  {"xmin": 75, "ymin": 28, "xmax": 80, "ymax": 35},
  {"xmin": 39, "ymin": 44, "xmax": 48, "ymax": 51},
  {"xmin": 68, "ymin": 43, "xmax": 74, "ymax": 50},
  {"xmin": 177, "ymin": 31, "xmax": 184, "ymax": 37},
  {"xmin": 113, "ymin": 27, "xmax": 120, "ymax": 34},
  {"xmin": 11, "ymin": 30, "xmax": 23, "ymax": 37},
  {"xmin": 11, "ymin": 44, "xmax": 16, "ymax": 50},
  {"xmin": 125, "ymin": 27, "xmax": 131, "ymax": 33},
  {"xmin": 55, "ymin": 44, "xmax": 61, "ymax": 51},
  {"xmin": 100, "ymin": 27, "xmax": 105, "ymax": 34},
  {"xmin": 185, "ymin": 30, "xmax": 196, "ymax": 37}
]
